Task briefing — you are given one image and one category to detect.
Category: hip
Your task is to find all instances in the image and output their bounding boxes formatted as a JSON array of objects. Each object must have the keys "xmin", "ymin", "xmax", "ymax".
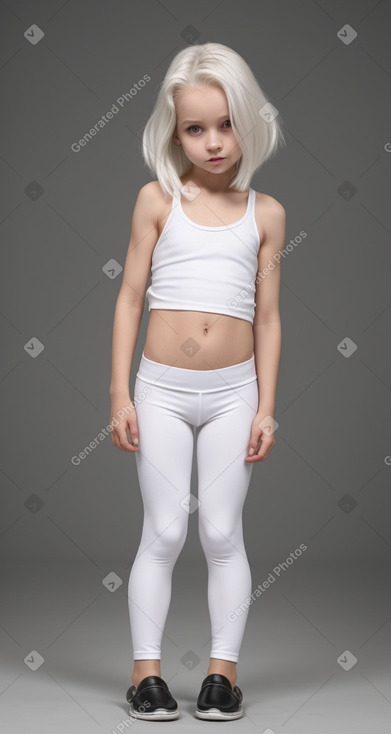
[
  {"xmin": 134, "ymin": 351, "xmax": 259, "ymax": 427},
  {"xmin": 136, "ymin": 350, "xmax": 258, "ymax": 393}
]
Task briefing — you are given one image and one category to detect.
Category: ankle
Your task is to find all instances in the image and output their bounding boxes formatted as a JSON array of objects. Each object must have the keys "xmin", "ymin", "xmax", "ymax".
[
  {"xmin": 207, "ymin": 670, "xmax": 237, "ymax": 689},
  {"xmin": 131, "ymin": 674, "xmax": 156, "ymax": 688},
  {"xmin": 131, "ymin": 666, "xmax": 161, "ymax": 689}
]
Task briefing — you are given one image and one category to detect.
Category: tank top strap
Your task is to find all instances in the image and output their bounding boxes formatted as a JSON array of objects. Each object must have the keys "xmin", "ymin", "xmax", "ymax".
[
  {"xmin": 171, "ymin": 187, "xmax": 183, "ymax": 212},
  {"xmin": 248, "ymin": 186, "xmax": 255, "ymax": 212}
]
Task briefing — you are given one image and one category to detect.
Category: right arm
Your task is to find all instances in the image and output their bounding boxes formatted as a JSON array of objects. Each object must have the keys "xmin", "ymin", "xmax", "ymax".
[{"xmin": 109, "ymin": 183, "xmax": 160, "ymax": 452}]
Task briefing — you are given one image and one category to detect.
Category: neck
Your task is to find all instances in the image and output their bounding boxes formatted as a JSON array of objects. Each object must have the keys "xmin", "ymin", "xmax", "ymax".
[{"xmin": 183, "ymin": 165, "xmax": 238, "ymax": 193}]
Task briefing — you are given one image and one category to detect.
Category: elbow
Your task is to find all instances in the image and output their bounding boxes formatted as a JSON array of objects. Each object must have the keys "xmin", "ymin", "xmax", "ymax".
[
  {"xmin": 116, "ymin": 288, "xmax": 146, "ymax": 312},
  {"xmin": 253, "ymin": 313, "xmax": 281, "ymax": 330}
]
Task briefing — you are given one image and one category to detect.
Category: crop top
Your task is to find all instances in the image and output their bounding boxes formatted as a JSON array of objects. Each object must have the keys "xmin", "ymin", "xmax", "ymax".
[{"xmin": 145, "ymin": 186, "xmax": 261, "ymax": 324}]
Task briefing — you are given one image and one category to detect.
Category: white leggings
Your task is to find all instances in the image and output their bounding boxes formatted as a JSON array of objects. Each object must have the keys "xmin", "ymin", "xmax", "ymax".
[{"xmin": 128, "ymin": 350, "xmax": 259, "ymax": 663}]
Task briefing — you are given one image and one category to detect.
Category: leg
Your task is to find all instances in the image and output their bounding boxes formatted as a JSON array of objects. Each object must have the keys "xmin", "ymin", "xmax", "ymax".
[
  {"xmin": 128, "ymin": 377, "xmax": 195, "ymax": 685},
  {"xmin": 196, "ymin": 380, "xmax": 258, "ymax": 687}
]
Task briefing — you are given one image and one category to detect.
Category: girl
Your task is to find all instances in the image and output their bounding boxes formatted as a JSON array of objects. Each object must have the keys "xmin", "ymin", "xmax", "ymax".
[{"xmin": 109, "ymin": 42, "xmax": 286, "ymax": 721}]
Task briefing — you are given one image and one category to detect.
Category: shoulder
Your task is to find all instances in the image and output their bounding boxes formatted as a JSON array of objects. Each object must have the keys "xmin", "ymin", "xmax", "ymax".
[
  {"xmin": 136, "ymin": 180, "xmax": 172, "ymax": 219},
  {"xmin": 253, "ymin": 190, "xmax": 286, "ymax": 244},
  {"xmin": 253, "ymin": 190, "xmax": 286, "ymax": 218}
]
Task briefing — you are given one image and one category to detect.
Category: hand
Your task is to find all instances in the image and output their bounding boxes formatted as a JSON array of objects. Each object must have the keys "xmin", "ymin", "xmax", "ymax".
[
  {"xmin": 110, "ymin": 394, "xmax": 140, "ymax": 453},
  {"xmin": 244, "ymin": 411, "xmax": 276, "ymax": 463}
]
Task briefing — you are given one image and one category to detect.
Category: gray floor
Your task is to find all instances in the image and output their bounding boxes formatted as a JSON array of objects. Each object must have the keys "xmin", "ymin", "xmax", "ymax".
[{"xmin": 1, "ymin": 559, "xmax": 390, "ymax": 733}]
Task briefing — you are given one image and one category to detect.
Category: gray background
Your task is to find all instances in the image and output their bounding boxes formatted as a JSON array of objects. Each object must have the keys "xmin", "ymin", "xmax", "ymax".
[{"xmin": 0, "ymin": 1, "xmax": 390, "ymax": 732}]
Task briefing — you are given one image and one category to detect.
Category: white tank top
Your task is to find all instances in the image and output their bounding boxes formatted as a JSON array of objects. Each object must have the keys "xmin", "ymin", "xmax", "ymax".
[{"xmin": 145, "ymin": 187, "xmax": 260, "ymax": 324}]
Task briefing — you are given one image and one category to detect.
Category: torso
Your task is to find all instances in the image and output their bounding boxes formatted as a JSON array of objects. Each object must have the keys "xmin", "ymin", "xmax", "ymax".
[{"xmin": 143, "ymin": 178, "xmax": 267, "ymax": 370}]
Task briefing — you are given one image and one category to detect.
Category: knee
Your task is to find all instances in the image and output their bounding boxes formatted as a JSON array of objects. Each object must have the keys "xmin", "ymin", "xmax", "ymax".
[
  {"xmin": 149, "ymin": 520, "xmax": 188, "ymax": 561},
  {"xmin": 198, "ymin": 517, "xmax": 241, "ymax": 559}
]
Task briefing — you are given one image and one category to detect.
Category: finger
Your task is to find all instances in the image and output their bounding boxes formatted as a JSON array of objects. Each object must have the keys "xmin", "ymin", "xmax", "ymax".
[
  {"xmin": 245, "ymin": 451, "xmax": 265, "ymax": 463},
  {"xmin": 127, "ymin": 423, "xmax": 139, "ymax": 447},
  {"xmin": 119, "ymin": 442, "xmax": 139, "ymax": 452},
  {"xmin": 111, "ymin": 431, "xmax": 121, "ymax": 449},
  {"xmin": 248, "ymin": 433, "xmax": 262, "ymax": 456},
  {"xmin": 118, "ymin": 428, "xmax": 139, "ymax": 451},
  {"xmin": 245, "ymin": 437, "xmax": 274, "ymax": 462}
]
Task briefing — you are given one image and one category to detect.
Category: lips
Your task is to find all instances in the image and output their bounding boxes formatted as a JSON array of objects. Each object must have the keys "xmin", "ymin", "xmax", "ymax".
[{"xmin": 208, "ymin": 157, "xmax": 224, "ymax": 161}]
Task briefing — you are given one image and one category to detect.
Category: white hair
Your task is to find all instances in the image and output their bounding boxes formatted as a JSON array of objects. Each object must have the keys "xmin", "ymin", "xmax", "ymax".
[{"xmin": 142, "ymin": 42, "xmax": 286, "ymax": 196}]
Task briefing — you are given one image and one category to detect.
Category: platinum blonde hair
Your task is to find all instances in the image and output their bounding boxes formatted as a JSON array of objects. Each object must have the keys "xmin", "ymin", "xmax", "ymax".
[{"xmin": 142, "ymin": 42, "xmax": 286, "ymax": 196}]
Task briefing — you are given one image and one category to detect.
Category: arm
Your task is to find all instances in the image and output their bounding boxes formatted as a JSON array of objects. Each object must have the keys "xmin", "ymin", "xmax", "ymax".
[
  {"xmin": 245, "ymin": 198, "xmax": 286, "ymax": 463},
  {"xmin": 109, "ymin": 183, "xmax": 160, "ymax": 451}
]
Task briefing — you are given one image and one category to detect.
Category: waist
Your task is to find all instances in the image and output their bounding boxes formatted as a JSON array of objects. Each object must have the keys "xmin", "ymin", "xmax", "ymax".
[
  {"xmin": 136, "ymin": 351, "xmax": 258, "ymax": 393},
  {"xmin": 144, "ymin": 309, "xmax": 254, "ymax": 370}
]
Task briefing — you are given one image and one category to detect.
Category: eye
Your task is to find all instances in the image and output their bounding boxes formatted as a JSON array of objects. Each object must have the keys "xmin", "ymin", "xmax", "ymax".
[{"xmin": 186, "ymin": 120, "xmax": 232, "ymax": 134}]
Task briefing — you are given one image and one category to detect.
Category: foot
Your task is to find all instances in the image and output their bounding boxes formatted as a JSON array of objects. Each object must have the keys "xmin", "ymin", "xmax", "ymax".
[
  {"xmin": 126, "ymin": 675, "xmax": 180, "ymax": 721},
  {"xmin": 195, "ymin": 673, "xmax": 244, "ymax": 721}
]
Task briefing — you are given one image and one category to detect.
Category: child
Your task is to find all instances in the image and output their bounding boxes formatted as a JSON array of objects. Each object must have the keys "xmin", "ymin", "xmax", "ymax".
[{"xmin": 109, "ymin": 41, "xmax": 286, "ymax": 721}]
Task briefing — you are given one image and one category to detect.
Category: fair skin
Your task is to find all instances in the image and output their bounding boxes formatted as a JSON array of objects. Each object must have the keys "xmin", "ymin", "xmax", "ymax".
[{"xmin": 110, "ymin": 84, "xmax": 286, "ymax": 690}]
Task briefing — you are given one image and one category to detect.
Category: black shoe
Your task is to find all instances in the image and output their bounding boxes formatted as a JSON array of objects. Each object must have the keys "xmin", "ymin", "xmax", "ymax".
[
  {"xmin": 126, "ymin": 675, "xmax": 180, "ymax": 720},
  {"xmin": 195, "ymin": 673, "xmax": 244, "ymax": 720}
]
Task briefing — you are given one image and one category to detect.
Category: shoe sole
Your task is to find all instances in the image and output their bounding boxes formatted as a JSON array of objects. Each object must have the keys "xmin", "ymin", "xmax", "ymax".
[
  {"xmin": 129, "ymin": 704, "xmax": 180, "ymax": 720},
  {"xmin": 195, "ymin": 706, "xmax": 243, "ymax": 720}
]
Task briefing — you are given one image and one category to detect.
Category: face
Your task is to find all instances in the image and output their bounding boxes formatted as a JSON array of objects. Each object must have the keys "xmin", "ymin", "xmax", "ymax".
[{"xmin": 173, "ymin": 85, "xmax": 242, "ymax": 181}]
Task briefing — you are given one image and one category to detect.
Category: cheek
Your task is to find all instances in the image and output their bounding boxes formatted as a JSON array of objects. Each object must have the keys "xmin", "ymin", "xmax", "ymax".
[
  {"xmin": 228, "ymin": 131, "xmax": 241, "ymax": 148},
  {"xmin": 183, "ymin": 137, "xmax": 202, "ymax": 155}
]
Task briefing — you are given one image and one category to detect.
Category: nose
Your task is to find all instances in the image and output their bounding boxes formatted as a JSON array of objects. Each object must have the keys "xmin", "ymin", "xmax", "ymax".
[{"xmin": 206, "ymin": 129, "xmax": 223, "ymax": 152}]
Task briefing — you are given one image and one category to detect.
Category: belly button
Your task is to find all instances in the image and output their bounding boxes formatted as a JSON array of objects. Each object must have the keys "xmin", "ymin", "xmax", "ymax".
[{"xmin": 203, "ymin": 327, "xmax": 208, "ymax": 334}]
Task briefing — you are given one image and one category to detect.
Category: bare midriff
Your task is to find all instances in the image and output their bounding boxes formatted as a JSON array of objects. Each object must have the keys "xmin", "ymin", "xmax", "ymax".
[{"xmin": 144, "ymin": 309, "xmax": 254, "ymax": 370}]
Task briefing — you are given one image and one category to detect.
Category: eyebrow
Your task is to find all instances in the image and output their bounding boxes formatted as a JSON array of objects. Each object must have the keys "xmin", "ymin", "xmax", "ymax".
[{"xmin": 181, "ymin": 114, "xmax": 230, "ymax": 126}]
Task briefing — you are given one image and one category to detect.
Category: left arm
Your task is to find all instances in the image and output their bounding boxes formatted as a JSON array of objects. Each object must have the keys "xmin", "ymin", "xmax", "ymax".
[{"xmin": 245, "ymin": 198, "xmax": 286, "ymax": 463}]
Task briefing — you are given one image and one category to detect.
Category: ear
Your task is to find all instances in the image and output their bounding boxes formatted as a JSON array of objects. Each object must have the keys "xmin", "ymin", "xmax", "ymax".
[{"xmin": 172, "ymin": 125, "xmax": 181, "ymax": 146}]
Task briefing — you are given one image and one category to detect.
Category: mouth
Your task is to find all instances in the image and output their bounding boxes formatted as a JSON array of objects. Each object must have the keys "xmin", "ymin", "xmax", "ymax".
[{"xmin": 208, "ymin": 157, "xmax": 225, "ymax": 162}]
